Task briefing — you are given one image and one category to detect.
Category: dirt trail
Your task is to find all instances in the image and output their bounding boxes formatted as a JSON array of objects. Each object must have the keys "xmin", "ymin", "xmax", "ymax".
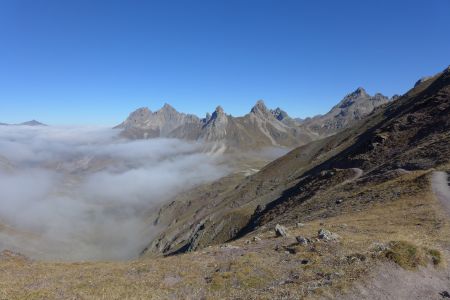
[
  {"xmin": 432, "ymin": 171, "xmax": 450, "ymax": 216},
  {"xmin": 340, "ymin": 263, "xmax": 450, "ymax": 300},
  {"xmin": 339, "ymin": 171, "xmax": 450, "ymax": 300}
]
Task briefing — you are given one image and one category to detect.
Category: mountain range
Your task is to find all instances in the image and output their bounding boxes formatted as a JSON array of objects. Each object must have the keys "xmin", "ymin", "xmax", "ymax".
[
  {"xmin": 115, "ymin": 88, "xmax": 396, "ymax": 150},
  {"xmin": 142, "ymin": 66, "xmax": 450, "ymax": 260}
]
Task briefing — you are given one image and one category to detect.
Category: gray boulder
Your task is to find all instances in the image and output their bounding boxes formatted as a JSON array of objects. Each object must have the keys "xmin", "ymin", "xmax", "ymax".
[
  {"xmin": 275, "ymin": 224, "xmax": 289, "ymax": 237},
  {"xmin": 296, "ymin": 236, "xmax": 309, "ymax": 245},
  {"xmin": 318, "ymin": 229, "xmax": 340, "ymax": 241}
]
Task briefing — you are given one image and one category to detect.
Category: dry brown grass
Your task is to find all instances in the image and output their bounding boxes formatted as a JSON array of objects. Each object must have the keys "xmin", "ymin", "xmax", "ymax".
[{"xmin": 0, "ymin": 171, "xmax": 448, "ymax": 299}]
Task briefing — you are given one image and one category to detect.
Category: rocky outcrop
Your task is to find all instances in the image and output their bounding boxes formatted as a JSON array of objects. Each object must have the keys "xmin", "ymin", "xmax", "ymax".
[
  {"xmin": 201, "ymin": 106, "xmax": 229, "ymax": 141},
  {"xmin": 274, "ymin": 224, "xmax": 289, "ymax": 237},
  {"xmin": 301, "ymin": 87, "xmax": 390, "ymax": 135}
]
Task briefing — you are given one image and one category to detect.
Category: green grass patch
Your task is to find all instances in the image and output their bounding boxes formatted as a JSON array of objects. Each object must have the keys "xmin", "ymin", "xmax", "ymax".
[
  {"xmin": 427, "ymin": 248, "xmax": 442, "ymax": 266},
  {"xmin": 384, "ymin": 241, "xmax": 426, "ymax": 270}
]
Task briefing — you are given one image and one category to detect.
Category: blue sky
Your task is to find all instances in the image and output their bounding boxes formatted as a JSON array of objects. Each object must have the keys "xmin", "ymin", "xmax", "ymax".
[{"xmin": 0, "ymin": 0, "xmax": 449, "ymax": 125}]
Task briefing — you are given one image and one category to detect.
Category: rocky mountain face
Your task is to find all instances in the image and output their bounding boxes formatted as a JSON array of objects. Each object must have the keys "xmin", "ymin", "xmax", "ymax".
[
  {"xmin": 301, "ymin": 87, "xmax": 391, "ymax": 135},
  {"xmin": 270, "ymin": 107, "xmax": 302, "ymax": 127},
  {"xmin": 115, "ymin": 104, "xmax": 201, "ymax": 139},
  {"xmin": 116, "ymin": 88, "xmax": 393, "ymax": 150},
  {"xmin": 116, "ymin": 100, "xmax": 318, "ymax": 150},
  {"xmin": 142, "ymin": 66, "xmax": 450, "ymax": 257}
]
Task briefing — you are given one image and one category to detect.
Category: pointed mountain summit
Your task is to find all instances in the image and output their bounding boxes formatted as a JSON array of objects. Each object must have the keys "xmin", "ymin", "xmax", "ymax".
[
  {"xmin": 116, "ymin": 104, "xmax": 200, "ymax": 139},
  {"xmin": 301, "ymin": 87, "xmax": 390, "ymax": 135},
  {"xmin": 250, "ymin": 100, "xmax": 276, "ymax": 120},
  {"xmin": 251, "ymin": 100, "xmax": 268, "ymax": 113},
  {"xmin": 204, "ymin": 106, "xmax": 227, "ymax": 127}
]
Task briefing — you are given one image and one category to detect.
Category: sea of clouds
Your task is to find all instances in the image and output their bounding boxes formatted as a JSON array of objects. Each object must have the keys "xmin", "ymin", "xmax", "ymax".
[{"xmin": 0, "ymin": 125, "xmax": 229, "ymax": 261}]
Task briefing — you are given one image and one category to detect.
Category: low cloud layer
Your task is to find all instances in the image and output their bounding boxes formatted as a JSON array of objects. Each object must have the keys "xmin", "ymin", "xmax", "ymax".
[{"xmin": 0, "ymin": 126, "xmax": 228, "ymax": 261}]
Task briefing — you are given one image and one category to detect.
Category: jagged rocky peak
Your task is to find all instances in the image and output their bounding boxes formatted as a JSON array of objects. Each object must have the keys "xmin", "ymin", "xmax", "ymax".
[
  {"xmin": 214, "ymin": 105, "xmax": 225, "ymax": 115},
  {"xmin": 115, "ymin": 107, "xmax": 152, "ymax": 128},
  {"xmin": 202, "ymin": 105, "xmax": 228, "ymax": 140},
  {"xmin": 271, "ymin": 107, "xmax": 289, "ymax": 121},
  {"xmin": 338, "ymin": 87, "xmax": 368, "ymax": 108},
  {"xmin": 160, "ymin": 103, "xmax": 176, "ymax": 112},
  {"xmin": 353, "ymin": 87, "xmax": 368, "ymax": 96},
  {"xmin": 250, "ymin": 100, "xmax": 275, "ymax": 120},
  {"xmin": 130, "ymin": 107, "xmax": 152, "ymax": 118},
  {"xmin": 156, "ymin": 103, "xmax": 185, "ymax": 121},
  {"xmin": 206, "ymin": 106, "xmax": 227, "ymax": 125},
  {"xmin": 251, "ymin": 100, "xmax": 268, "ymax": 113},
  {"xmin": 339, "ymin": 87, "xmax": 388, "ymax": 108}
]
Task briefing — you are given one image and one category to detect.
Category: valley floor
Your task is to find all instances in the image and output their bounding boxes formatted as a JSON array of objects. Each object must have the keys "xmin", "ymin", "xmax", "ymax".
[{"xmin": 1, "ymin": 169, "xmax": 449, "ymax": 299}]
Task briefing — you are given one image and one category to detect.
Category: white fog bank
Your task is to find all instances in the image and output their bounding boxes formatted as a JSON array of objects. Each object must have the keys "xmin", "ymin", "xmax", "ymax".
[{"xmin": 0, "ymin": 126, "xmax": 229, "ymax": 261}]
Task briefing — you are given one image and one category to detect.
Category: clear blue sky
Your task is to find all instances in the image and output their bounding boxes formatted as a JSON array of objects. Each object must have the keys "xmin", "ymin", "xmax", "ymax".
[{"xmin": 0, "ymin": 0, "xmax": 449, "ymax": 125}]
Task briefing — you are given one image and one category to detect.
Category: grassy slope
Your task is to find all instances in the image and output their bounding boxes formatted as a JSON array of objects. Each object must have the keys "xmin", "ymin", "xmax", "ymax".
[{"xmin": 1, "ymin": 169, "xmax": 449, "ymax": 299}]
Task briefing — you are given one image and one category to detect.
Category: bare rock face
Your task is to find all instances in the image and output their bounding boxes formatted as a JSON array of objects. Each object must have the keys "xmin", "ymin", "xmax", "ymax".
[
  {"xmin": 251, "ymin": 100, "xmax": 275, "ymax": 120},
  {"xmin": 115, "ymin": 104, "xmax": 201, "ymax": 139},
  {"xmin": 201, "ymin": 106, "xmax": 229, "ymax": 141},
  {"xmin": 275, "ymin": 224, "xmax": 289, "ymax": 237},
  {"xmin": 271, "ymin": 107, "xmax": 289, "ymax": 121},
  {"xmin": 116, "ymin": 100, "xmax": 317, "ymax": 150},
  {"xmin": 302, "ymin": 87, "xmax": 390, "ymax": 135},
  {"xmin": 115, "ymin": 87, "xmax": 393, "ymax": 150}
]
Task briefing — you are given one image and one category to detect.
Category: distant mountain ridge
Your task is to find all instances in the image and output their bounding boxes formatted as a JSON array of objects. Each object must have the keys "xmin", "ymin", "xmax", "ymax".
[
  {"xmin": 116, "ymin": 87, "xmax": 393, "ymax": 149},
  {"xmin": 0, "ymin": 120, "xmax": 47, "ymax": 126},
  {"xmin": 116, "ymin": 100, "xmax": 317, "ymax": 150},
  {"xmin": 301, "ymin": 87, "xmax": 393, "ymax": 135}
]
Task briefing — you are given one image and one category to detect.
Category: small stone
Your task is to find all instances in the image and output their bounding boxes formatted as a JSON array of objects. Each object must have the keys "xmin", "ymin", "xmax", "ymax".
[
  {"xmin": 296, "ymin": 223, "xmax": 305, "ymax": 228},
  {"xmin": 253, "ymin": 236, "xmax": 261, "ymax": 242},
  {"xmin": 318, "ymin": 228, "xmax": 340, "ymax": 241},
  {"xmin": 275, "ymin": 224, "xmax": 289, "ymax": 237},
  {"xmin": 335, "ymin": 199, "xmax": 343, "ymax": 204},
  {"xmin": 296, "ymin": 236, "xmax": 309, "ymax": 245}
]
